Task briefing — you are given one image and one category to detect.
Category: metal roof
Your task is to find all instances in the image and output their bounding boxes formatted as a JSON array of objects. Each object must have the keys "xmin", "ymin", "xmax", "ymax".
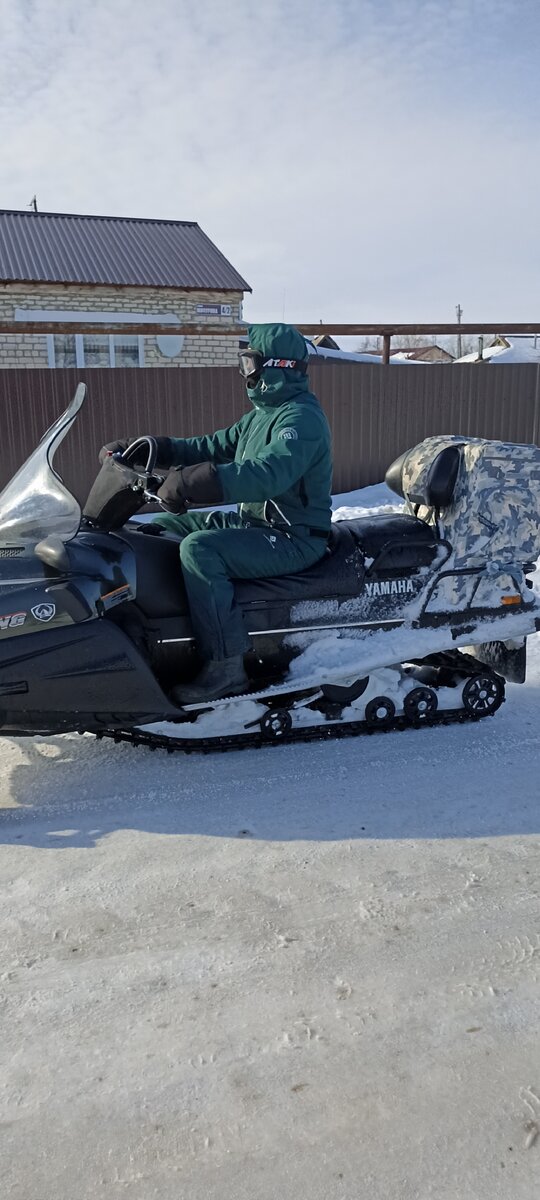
[{"xmin": 0, "ymin": 209, "xmax": 251, "ymax": 292}]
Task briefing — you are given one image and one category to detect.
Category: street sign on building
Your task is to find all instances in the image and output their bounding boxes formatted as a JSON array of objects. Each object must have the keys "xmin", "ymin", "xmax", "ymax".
[{"xmin": 196, "ymin": 303, "xmax": 233, "ymax": 317}]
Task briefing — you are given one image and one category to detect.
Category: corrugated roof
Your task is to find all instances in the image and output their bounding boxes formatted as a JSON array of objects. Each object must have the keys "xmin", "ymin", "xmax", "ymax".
[{"xmin": 0, "ymin": 209, "xmax": 251, "ymax": 292}]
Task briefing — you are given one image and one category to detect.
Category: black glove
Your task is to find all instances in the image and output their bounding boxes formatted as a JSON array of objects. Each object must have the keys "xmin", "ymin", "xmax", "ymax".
[{"xmin": 156, "ymin": 462, "xmax": 224, "ymax": 514}]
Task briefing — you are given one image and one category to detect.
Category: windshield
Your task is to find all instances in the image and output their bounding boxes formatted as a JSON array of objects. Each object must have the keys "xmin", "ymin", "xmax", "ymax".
[{"xmin": 0, "ymin": 384, "xmax": 85, "ymax": 550}]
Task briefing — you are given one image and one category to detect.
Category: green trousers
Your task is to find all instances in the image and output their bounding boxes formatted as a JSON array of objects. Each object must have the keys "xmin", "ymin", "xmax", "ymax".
[{"xmin": 155, "ymin": 510, "xmax": 326, "ymax": 661}]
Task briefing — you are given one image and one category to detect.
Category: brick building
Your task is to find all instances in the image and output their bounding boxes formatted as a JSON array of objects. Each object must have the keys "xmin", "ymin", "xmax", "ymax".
[{"xmin": 0, "ymin": 209, "xmax": 250, "ymax": 369}]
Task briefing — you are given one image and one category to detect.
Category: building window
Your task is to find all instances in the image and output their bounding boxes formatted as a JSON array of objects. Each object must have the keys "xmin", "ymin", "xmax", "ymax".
[
  {"xmin": 47, "ymin": 332, "xmax": 145, "ymax": 368},
  {"xmin": 18, "ymin": 309, "xmax": 173, "ymax": 368},
  {"xmin": 113, "ymin": 335, "xmax": 144, "ymax": 367},
  {"xmin": 52, "ymin": 334, "xmax": 77, "ymax": 367},
  {"xmin": 83, "ymin": 335, "xmax": 110, "ymax": 367}
]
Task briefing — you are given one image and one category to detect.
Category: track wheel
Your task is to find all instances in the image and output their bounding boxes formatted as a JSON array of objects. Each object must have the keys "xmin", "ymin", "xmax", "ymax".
[
  {"xmin": 403, "ymin": 686, "xmax": 438, "ymax": 725},
  {"xmin": 462, "ymin": 672, "xmax": 504, "ymax": 718},
  {"xmin": 365, "ymin": 696, "xmax": 396, "ymax": 728},
  {"xmin": 260, "ymin": 708, "xmax": 293, "ymax": 741}
]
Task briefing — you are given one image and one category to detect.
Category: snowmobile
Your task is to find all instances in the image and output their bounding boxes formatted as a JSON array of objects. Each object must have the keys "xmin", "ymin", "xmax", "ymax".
[{"xmin": 0, "ymin": 383, "xmax": 538, "ymax": 753}]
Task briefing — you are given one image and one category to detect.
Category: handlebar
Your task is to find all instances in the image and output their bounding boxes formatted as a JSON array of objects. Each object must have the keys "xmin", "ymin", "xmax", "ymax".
[
  {"xmin": 113, "ymin": 436, "xmax": 158, "ymax": 474},
  {"xmin": 112, "ymin": 437, "xmax": 168, "ymax": 506}
]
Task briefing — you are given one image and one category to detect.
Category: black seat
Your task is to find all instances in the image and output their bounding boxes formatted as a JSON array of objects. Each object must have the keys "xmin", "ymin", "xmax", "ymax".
[
  {"xmin": 235, "ymin": 522, "xmax": 364, "ymax": 606},
  {"xmin": 235, "ymin": 513, "xmax": 438, "ymax": 607},
  {"xmin": 337, "ymin": 512, "xmax": 438, "ymax": 567},
  {"xmin": 119, "ymin": 513, "xmax": 440, "ymax": 617}
]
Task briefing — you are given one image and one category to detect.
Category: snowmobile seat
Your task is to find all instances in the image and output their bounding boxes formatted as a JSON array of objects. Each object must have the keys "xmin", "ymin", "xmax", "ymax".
[
  {"xmin": 235, "ymin": 522, "xmax": 364, "ymax": 606},
  {"xmin": 118, "ymin": 514, "xmax": 441, "ymax": 617},
  {"xmin": 386, "ymin": 444, "xmax": 462, "ymax": 507},
  {"xmin": 120, "ymin": 523, "xmax": 366, "ymax": 615},
  {"xmin": 337, "ymin": 512, "xmax": 440, "ymax": 570},
  {"xmin": 234, "ymin": 513, "xmax": 440, "ymax": 606}
]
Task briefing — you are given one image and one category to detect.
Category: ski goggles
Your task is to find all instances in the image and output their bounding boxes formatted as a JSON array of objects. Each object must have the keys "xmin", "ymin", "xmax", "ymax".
[{"xmin": 238, "ymin": 348, "xmax": 308, "ymax": 382}]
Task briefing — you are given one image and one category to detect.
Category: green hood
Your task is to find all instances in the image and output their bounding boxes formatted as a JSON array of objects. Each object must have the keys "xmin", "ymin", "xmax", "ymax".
[
  {"xmin": 246, "ymin": 323, "xmax": 309, "ymax": 407},
  {"xmin": 167, "ymin": 320, "xmax": 332, "ymax": 534}
]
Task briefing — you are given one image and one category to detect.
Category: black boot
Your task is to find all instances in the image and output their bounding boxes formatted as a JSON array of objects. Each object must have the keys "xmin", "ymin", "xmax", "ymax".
[{"xmin": 172, "ymin": 655, "xmax": 249, "ymax": 705}]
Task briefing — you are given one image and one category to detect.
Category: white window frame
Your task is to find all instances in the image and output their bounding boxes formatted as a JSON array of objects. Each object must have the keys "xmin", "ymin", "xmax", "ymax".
[{"xmin": 16, "ymin": 308, "xmax": 177, "ymax": 368}]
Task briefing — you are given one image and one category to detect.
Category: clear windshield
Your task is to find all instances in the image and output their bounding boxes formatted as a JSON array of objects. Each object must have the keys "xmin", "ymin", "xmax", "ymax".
[{"xmin": 0, "ymin": 384, "xmax": 85, "ymax": 549}]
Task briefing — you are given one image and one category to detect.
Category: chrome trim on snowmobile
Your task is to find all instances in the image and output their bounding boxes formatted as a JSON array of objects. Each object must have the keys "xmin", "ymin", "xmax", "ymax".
[
  {"xmin": 159, "ymin": 618, "xmax": 405, "ymax": 645},
  {"xmin": 250, "ymin": 619, "xmax": 405, "ymax": 636},
  {"xmin": 160, "ymin": 637, "xmax": 195, "ymax": 644}
]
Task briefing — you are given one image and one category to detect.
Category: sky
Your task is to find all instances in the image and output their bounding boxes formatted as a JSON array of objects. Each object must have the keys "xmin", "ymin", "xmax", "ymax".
[{"xmin": 1, "ymin": 0, "xmax": 540, "ymax": 330}]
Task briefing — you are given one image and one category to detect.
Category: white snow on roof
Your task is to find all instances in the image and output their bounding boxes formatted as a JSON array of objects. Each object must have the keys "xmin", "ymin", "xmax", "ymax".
[
  {"xmin": 386, "ymin": 351, "xmax": 426, "ymax": 363},
  {"xmin": 455, "ymin": 336, "xmax": 540, "ymax": 364},
  {"xmin": 306, "ymin": 341, "xmax": 380, "ymax": 363},
  {"xmin": 306, "ymin": 342, "xmax": 419, "ymax": 365}
]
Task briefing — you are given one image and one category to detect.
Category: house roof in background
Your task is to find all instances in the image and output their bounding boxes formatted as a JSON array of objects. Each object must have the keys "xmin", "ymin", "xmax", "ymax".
[
  {"xmin": 312, "ymin": 333, "xmax": 341, "ymax": 350},
  {"xmin": 390, "ymin": 345, "xmax": 453, "ymax": 358},
  {"xmin": 454, "ymin": 336, "xmax": 540, "ymax": 364},
  {"xmin": 363, "ymin": 345, "xmax": 454, "ymax": 362},
  {"xmin": 0, "ymin": 209, "xmax": 251, "ymax": 292}
]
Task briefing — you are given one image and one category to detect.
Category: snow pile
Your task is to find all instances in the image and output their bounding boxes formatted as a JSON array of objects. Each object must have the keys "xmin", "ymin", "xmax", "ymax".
[
  {"xmin": 287, "ymin": 608, "xmax": 539, "ymax": 681},
  {"xmin": 332, "ymin": 481, "xmax": 404, "ymax": 521}
]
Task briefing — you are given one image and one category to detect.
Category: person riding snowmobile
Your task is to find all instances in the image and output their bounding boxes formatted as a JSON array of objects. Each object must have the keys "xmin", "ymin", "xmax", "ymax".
[{"xmin": 100, "ymin": 323, "xmax": 333, "ymax": 703}]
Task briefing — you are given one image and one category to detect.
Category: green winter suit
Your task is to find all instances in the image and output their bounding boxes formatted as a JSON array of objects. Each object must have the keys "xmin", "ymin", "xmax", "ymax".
[{"xmin": 156, "ymin": 324, "xmax": 333, "ymax": 661}]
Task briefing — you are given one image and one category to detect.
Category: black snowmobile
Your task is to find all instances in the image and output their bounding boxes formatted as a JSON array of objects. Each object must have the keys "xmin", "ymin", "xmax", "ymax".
[{"xmin": 0, "ymin": 384, "xmax": 538, "ymax": 753}]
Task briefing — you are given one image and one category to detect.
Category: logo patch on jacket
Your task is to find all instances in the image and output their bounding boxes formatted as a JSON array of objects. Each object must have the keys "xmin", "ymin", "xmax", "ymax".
[{"xmin": 278, "ymin": 428, "xmax": 298, "ymax": 441}]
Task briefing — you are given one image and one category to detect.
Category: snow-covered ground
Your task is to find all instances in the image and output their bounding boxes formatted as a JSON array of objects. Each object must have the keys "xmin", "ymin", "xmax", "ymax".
[{"xmin": 1, "ymin": 485, "xmax": 539, "ymax": 1200}]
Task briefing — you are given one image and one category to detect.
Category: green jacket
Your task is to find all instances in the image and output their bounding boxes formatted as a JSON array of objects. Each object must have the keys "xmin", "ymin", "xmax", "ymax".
[{"xmin": 167, "ymin": 324, "xmax": 333, "ymax": 534}]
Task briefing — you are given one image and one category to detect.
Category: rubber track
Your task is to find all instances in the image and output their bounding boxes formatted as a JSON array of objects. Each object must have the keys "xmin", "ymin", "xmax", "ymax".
[{"xmin": 96, "ymin": 702, "xmax": 499, "ymax": 755}]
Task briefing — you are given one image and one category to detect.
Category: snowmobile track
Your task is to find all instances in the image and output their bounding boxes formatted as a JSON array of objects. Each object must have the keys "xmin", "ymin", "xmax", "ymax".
[{"xmin": 96, "ymin": 703, "xmax": 498, "ymax": 755}]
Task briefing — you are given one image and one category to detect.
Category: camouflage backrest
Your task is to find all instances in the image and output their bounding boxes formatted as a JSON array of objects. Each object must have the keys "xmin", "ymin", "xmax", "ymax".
[{"xmin": 401, "ymin": 435, "xmax": 540, "ymax": 567}]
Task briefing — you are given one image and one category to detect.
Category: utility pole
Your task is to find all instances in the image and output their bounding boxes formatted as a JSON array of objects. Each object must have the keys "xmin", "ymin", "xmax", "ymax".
[{"xmin": 455, "ymin": 303, "xmax": 463, "ymax": 358}]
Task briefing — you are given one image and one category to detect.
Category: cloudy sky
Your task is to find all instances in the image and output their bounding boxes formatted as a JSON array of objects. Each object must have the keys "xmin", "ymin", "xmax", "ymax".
[{"xmin": 1, "ymin": 0, "xmax": 539, "ymax": 328}]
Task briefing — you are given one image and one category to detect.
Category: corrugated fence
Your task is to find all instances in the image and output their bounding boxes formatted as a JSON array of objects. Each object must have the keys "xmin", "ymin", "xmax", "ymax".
[{"xmin": 0, "ymin": 364, "xmax": 539, "ymax": 501}]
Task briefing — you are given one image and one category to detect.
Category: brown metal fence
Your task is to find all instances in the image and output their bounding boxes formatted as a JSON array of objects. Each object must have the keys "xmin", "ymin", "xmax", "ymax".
[{"xmin": 0, "ymin": 364, "xmax": 539, "ymax": 501}]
